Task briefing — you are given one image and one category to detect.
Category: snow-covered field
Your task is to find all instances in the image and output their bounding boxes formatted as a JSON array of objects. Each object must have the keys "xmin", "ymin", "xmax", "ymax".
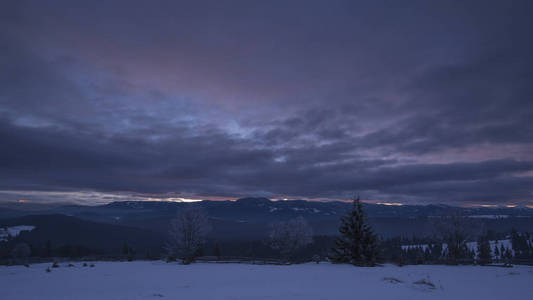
[{"xmin": 1, "ymin": 261, "xmax": 533, "ymax": 300}]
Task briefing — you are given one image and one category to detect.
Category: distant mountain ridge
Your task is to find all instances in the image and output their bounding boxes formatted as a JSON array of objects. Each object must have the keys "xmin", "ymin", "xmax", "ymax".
[
  {"xmin": 2, "ymin": 197, "xmax": 533, "ymax": 220},
  {"xmin": 1, "ymin": 198, "xmax": 533, "ymax": 249}
]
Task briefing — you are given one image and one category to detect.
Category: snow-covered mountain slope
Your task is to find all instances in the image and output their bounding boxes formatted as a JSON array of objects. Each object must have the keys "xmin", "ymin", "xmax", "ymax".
[{"xmin": 0, "ymin": 225, "xmax": 35, "ymax": 242}]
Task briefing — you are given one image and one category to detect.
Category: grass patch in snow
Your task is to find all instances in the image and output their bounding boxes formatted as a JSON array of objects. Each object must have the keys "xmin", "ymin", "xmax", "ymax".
[
  {"xmin": 383, "ymin": 277, "xmax": 403, "ymax": 284},
  {"xmin": 413, "ymin": 279, "xmax": 436, "ymax": 289}
]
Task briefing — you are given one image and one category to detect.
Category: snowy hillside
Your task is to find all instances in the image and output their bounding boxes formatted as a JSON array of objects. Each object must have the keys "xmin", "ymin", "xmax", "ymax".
[
  {"xmin": 0, "ymin": 225, "xmax": 35, "ymax": 242},
  {"xmin": 2, "ymin": 261, "xmax": 532, "ymax": 299}
]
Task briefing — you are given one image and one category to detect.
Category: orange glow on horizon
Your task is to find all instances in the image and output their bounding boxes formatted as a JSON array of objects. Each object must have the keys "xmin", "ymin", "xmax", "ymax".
[
  {"xmin": 146, "ymin": 197, "xmax": 202, "ymax": 203},
  {"xmin": 376, "ymin": 202, "xmax": 404, "ymax": 206}
]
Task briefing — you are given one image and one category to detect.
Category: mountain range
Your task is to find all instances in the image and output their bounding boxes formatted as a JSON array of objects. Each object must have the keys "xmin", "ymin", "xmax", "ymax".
[{"xmin": 1, "ymin": 198, "xmax": 533, "ymax": 254}]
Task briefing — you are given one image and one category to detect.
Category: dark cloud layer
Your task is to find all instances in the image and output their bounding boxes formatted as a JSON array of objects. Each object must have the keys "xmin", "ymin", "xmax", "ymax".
[{"xmin": 1, "ymin": 0, "xmax": 532, "ymax": 205}]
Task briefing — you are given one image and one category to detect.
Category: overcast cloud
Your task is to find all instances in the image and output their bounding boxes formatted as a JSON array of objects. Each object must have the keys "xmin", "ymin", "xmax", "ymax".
[{"xmin": 1, "ymin": 0, "xmax": 532, "ymax": 205}]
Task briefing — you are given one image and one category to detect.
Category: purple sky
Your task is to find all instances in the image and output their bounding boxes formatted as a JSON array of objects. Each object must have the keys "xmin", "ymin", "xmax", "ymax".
[{"xmin": 1, "ymin": 0, "xmax": 532, "ymax": 206}]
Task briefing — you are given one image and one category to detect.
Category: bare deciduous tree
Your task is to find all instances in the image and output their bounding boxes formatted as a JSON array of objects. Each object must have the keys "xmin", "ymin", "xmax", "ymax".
[
  {"xmin": 11, "ymin": 242, "xmax": 31, "ymax": 258},
  {"xmin": 269, "ymin": 216, "xmax": 313, "ymax": 262},
  {"xmin": 165, "ymin": 205, "xmax": 211, "ymax": 264},
  {"xmin": 433, "ymin": 214, "xmax": 481, "ymax": 264},
  {"xmin": 11, "ymin": 242, "xmax": 31, "ymax": 264}
]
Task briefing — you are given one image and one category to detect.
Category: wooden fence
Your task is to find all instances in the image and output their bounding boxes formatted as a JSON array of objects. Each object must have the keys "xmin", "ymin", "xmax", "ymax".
[{"xmin": 194, "ymin": 256, "xmax": 289, "ymax": 265}]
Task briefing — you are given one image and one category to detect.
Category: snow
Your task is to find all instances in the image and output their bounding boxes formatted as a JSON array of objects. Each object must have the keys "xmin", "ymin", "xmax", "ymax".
[
  {"xmin": 1, "ymin": 262, "xmax": 532, "ymax": 299},
  {"xmin": 289, "ymin": 207, "xmax": 321, "ymax": 213},
  {"xmin": 0, "ymin": 225, "xmax": 36, "ymax": 242},
  {"xmin": 402, "ymin": 244, "xmax": 430, "ymax": 251},
  {"xmin": 467, "ymin": 215, "xmax": 509, "ymax": 219},
  {"xmin": 6, "ymin": 225, "xmax": 36, "ymax": 237},
  {"xmin": 465, "ymin": 239, "xmax": 514, "ymax": 257},
  {"xmin": 402, "ymin": 239, "xmax": 515, "ymax": 258}
]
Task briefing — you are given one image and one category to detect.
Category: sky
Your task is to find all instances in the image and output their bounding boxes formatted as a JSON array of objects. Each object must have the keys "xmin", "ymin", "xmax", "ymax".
[{"xmin": 1, "ymin": 0, "xmax": 532, "ymax": 206}]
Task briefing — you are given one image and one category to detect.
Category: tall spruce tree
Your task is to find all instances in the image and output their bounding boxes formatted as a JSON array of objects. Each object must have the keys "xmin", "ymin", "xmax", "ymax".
[
  {"xmin": 214, "ymin": 242, "xmax": 222, "ymax": 260},
  {"xmin": 494, "ymin": 244, "xmax": 500, "ymax": 261},
  {"xmin": 330, "ymin": 196, "xmax": 378, "ymax": 266},
  {"xmin": 477, "ymin": 236, "xmax": 492, "ymax": 265}
]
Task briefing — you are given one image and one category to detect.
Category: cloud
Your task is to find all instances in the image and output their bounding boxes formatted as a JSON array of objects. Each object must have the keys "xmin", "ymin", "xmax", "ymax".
[{"xmin": 0, "ymin": 0, "xmax": 532, "ymax": 205}]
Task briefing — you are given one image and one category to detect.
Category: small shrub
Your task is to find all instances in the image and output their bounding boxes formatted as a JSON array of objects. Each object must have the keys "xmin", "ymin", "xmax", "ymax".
[
  {"xmin": 312, "ymin": 255, "xmax": 321, "ymax": 264},
  {"xmin": 52, "ymin": 262, "xmax": 59, "ymax": 268},
  {"xmin": 89, "ymin": 264, "xmax": 95, "ymax": 268},
  {"xmin": 46, "ymin": 267, "xmax": 51, "ymax": 273},
  {"xmin": 83, "ymin": 263, "xmax": 88, "ymax": 267},
  {"xmin": 67, "ymin": 263, "xmax": 74, "ymax": 267},
  {"xmin": 394, "ymin": 260, "xmax": 404, "ymax": 267},
  {"xmin": 392, "ymin": 254, "xmax": 404, "ymax": 267},
  {"xmin": 24, "ymin": 264, "xmax": 30, "ymax": 268},
  {"xmin": 127, "ymin": 257, "xmax": 133, "ymax": 262}
]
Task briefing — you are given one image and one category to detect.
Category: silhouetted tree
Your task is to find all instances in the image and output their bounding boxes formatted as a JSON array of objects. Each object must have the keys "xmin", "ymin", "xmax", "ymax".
[
  {"xmin": 477, "ymin": 236, "xmax": 492, "ymax": 265},
  {"xmin": 214, "ymin": 242, "xmax": 222, "ymax": 260},
  {"xmin": 493, "ymin": 243, "xmax": 500, "ymax": 261},
  {"xmin": 165, "ymin": 205, "xmax": 211, "ymax": 264},
  {"xmin": 45, "ymin": 240, "xmax": 52, "ymax": 257},
  {"xmin": 504, "ymin": 248, "xmax": 513, "ymax": 262},
  {"xmin": 510, "ymin": 229, "xmax": 531, "ymax": 259},
  {"xmin": 269, "ymin": 216, "xmax": 313, "ymax": 262},
  {"xmin": 11, "ymin": 242, "xmax": 31, "ymax": 263},
  {"xmin": 330, "ymin": 196, "xmax": 378, "ymax": 266},
  {"xmin": 433, "ymin": 214, "xmax": 480, "ymax": 264},
  {"xmin": 429, "ymin": 243, "xmax": 443, "ymax": 262}
]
